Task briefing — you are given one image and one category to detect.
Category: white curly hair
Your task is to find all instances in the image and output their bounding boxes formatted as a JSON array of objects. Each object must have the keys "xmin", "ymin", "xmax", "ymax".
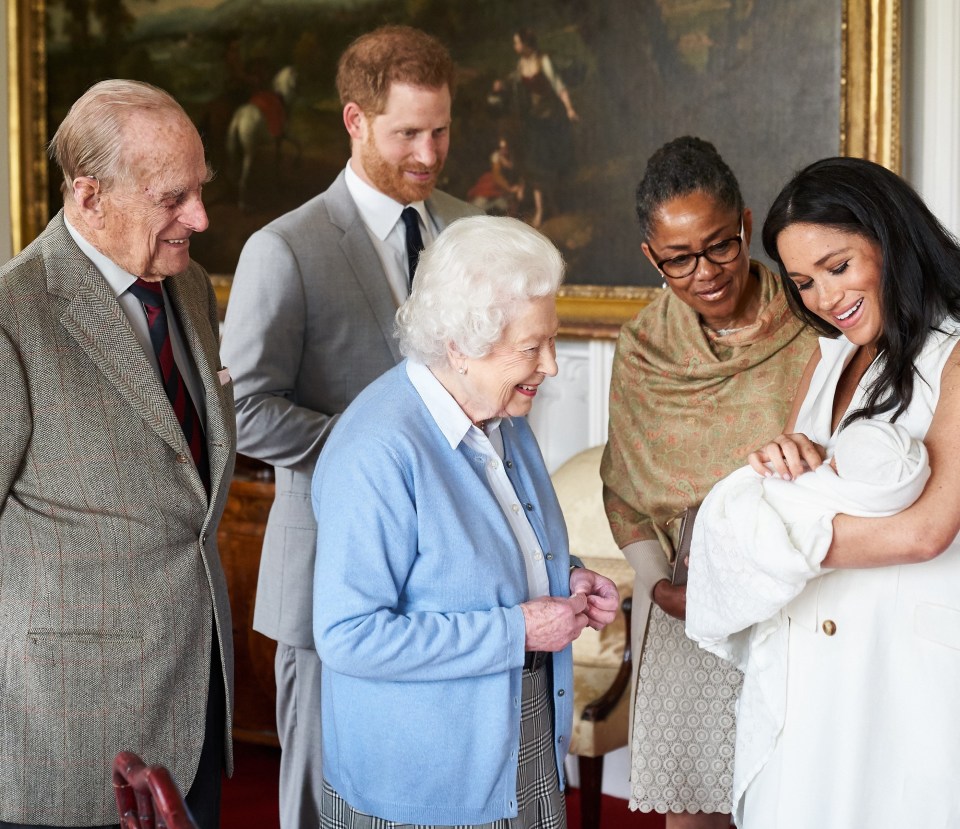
[{"xmin": 396, "ymin": 215, "xmax": 565, "ymax": 366}]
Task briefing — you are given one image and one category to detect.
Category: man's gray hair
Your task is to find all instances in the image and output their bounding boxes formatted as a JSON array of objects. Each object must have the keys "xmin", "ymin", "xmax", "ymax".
[
  {"xmin": 49, "ymin": 79, "xmax": 189, "ymax": 195},
  {"xmin": 396, "ymin": 215, "xmax": 565, "ymax": 366}
]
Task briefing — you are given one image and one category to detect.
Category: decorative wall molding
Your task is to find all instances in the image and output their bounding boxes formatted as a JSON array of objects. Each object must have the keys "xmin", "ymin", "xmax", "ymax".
[
  {"xmin": 908, "ymin": 0, "xmax": 960, "ymax": 235},
  {"xmin": 528, "ymin": 338, "xmax": 617, "ymax": 474}
]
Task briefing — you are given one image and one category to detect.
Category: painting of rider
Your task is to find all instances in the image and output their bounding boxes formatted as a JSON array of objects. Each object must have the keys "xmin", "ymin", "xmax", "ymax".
[{"xmin": 33, "ymin": 0, "xmax": 852, "ymax": 286}]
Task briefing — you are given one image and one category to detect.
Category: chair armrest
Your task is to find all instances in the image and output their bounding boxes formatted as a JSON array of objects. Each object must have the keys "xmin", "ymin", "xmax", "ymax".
[
  {"xmin": 581, "ymin": 596, "xmax": 632, "ymax": 723},
  {"xmin": 113, "ymin": 751, "xmax": 198, "ymax": 829}
]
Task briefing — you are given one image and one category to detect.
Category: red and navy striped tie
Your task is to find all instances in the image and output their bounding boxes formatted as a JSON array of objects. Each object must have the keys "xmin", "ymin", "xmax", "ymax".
[{"xmin": 128, "ymin": 278, "xmax": 210, "ymax": 492}]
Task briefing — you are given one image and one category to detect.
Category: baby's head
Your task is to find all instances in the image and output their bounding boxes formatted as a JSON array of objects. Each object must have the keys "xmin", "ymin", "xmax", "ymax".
[{"xmin": 832, "ymin": 420, "xmax": 923, "ymax": 485}]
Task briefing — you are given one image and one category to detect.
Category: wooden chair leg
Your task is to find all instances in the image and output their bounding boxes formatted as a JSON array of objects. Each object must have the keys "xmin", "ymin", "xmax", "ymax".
[{"xmin": 577, "ymin": 754, "xmax": 604, "ymax": 829}]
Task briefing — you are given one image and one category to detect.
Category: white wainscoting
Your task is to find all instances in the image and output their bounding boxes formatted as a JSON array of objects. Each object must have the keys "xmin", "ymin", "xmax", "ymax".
[{"xmin": 528, "ymin": 337, "xmax": 617, "ymax": 473}]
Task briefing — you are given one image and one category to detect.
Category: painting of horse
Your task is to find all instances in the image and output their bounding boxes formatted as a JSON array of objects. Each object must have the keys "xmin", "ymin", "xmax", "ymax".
[
  {"xmin": 227, "ymin": 65, "xmax": 300, "ymax": 210},
  {"xmin": 33, "ymin": 0, "xmax": 868, "ymax": 285}
]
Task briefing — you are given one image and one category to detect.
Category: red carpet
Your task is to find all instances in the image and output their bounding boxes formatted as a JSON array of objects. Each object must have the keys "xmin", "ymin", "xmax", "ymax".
[{"xmin": 223, "ymin": 742, "xmax": 667, "ymax": 828}]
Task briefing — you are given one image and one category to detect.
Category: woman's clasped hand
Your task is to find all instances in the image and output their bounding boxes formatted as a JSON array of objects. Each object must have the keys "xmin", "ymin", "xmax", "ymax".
[{"xmin": 747, "ymin": 432, "xmax": 827, "ymax": 479}]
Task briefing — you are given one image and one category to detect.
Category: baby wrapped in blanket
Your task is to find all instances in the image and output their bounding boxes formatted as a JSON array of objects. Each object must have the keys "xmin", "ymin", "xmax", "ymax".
[{"xmin": 684, "ymin": 419, "xmax": 929, "ymax": 814}]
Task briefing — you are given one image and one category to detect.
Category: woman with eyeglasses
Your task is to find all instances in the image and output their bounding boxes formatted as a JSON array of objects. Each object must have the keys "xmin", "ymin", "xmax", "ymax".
[{"xmin": 600, "ymin": 136, "xmax": 818, "ymax": 828}]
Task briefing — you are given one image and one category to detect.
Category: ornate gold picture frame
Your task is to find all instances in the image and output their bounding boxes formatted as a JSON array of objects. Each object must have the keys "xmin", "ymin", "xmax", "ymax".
[{"xmin": 8, "ymin": 0, "xmax": 900, "ymax": 336}]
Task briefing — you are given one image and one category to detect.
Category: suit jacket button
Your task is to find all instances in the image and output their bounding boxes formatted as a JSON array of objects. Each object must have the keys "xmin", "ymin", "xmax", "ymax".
[
  {"xmin": 822, "ymin": 619, "xmax": 837, "ymax": 636},
  {"xmin": 176, "ymin": 453, "xmax": 189, "ymax": 464}
]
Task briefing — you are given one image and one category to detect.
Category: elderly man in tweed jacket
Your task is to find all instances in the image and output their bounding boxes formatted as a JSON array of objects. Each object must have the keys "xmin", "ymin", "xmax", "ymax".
[{"xmin": 0, "ymin": 80, "xmax": 236, "ymax": 829}]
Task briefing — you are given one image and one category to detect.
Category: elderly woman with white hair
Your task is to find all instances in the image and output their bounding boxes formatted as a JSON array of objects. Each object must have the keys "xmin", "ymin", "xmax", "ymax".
[{"xmin": 311, "ymin": 215, "xmax": 619, "ymax": 829}]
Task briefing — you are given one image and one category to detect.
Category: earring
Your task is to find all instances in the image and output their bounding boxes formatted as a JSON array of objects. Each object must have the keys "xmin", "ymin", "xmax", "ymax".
[
  {"xmin": 662, "ymin": 280, "xmax": 668, "ymax": 290},
  {"xmin": 458, "ymin": 366, "xmax": 466, "ymax": 375}
]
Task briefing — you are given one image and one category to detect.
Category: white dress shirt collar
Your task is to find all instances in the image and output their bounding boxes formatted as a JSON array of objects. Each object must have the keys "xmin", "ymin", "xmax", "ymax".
[
  {"xmin": 406, "ymin": 360, "xmax": 504, "ymax": 450},
  {"xmin": 64, "ymin": 216, "xmax": 136, "ymax": 298},
  {"xmin": 345, "ymin": 161, "xmax": 428, "ymax": 240},
  {"xmin": 406, "ymin": 359, "xmax": 547, "ymax": 599}
]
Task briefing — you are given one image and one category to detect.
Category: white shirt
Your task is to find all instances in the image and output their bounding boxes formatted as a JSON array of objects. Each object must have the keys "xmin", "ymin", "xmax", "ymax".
[
  {"xmin": 344, "ymin": 161, "xmax": 437, "ymax": 307},
  {"xmin": 64, "ymin": 217, "xmax": 207, "ymax": 427},
  {"xmin": 406, "ymin": 360, "xmax": 550, "ymax": 599}
]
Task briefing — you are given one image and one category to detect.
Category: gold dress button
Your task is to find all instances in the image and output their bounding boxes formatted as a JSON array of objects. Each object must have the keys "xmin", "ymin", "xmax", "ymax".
[{"xmin": 822, "ymin": 620, "xmax": 837, "ymax": 636}]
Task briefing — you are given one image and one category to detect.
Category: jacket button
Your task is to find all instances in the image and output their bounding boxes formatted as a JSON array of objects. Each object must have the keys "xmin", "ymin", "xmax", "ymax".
[
  {"xmin": 822, "ymin": 620, "xmax": 837, "ymax": 636},
  {"xmin": 176, "ymin": 453, "xmax": 189, "ymax": 464},
  {"xmin": 557, "ymin": 688, "xmax": 565, "ymax": 697},
  {"xmin": 525, "ymin": 503, "xmax": 533, "ymax": 511}
]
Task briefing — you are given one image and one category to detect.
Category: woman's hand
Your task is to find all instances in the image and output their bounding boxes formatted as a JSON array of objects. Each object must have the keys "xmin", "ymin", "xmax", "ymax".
[
  {"xmin": 520, "ymin": 594, "xmax": 589, "ymax": 651},
  {"xmin": 748, "ymin": 432, "xmax": 826, "ymax": 481},
  {"xmin": 569, "ymin": 567, "xmax": 620, "ymax": 630},
  {"xmin": 652, "ymin": 578, "xmax": 686, "ymax": 620}
]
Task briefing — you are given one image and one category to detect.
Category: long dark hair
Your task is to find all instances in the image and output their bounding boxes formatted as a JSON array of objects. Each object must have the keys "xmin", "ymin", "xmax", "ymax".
[{"xmin": 763, "ymin": 156, "xmax": 960, "ymax": 425}]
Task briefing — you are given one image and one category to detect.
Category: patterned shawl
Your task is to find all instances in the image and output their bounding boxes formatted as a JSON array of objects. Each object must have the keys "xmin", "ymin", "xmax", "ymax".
[{"xmin": 600, "ymin": 261, "xmax": 818, "ymax": 561}]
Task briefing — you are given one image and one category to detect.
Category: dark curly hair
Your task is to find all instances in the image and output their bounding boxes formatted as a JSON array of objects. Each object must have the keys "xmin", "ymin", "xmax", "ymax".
[
  {"xmin": 635, "ymin": 136, "xmax": 744, "ymax": 240},
  {"xmin": 763, "ymin": 155, "xmax": 960, "ymax": 426}
]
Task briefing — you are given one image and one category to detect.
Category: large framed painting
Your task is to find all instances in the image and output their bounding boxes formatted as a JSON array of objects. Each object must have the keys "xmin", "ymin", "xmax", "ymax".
[{"xmin": 9, "ymin": 0, "xmax": 899, "ymax": 331}]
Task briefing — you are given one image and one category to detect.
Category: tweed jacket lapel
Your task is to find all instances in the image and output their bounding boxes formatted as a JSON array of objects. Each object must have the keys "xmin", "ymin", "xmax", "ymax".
[
  {"xmin": 42, "ymin": 214, "xmax": 213, "ymax": 500},
  {"xmin": 164, "ymin": 270, "xmax": 235, "ymax": 505},
  {"xmin": 45, "ymin": 219, "xmax": 187, "ymax": 449}
]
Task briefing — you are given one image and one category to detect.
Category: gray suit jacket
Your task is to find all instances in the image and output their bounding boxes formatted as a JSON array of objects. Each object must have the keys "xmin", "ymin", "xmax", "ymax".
[
  {"xmin": 221, "ymin": 171, "xmax": 479, "ymax": 647},
  {"xmin": 0, "ymin": 213, "xmax": 237, "ymax": 825}
]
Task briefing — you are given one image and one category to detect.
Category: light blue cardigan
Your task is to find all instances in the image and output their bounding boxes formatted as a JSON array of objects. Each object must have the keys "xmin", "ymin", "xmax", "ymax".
[{"xmin": 312, "ymin": 362, "xmax": 575, "ymax": 825}]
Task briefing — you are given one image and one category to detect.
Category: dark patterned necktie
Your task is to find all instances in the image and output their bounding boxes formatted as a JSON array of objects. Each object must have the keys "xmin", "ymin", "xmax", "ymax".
[
  {"xmin": 127, "ymin": 278, "xmax": 210, "ymax": 492},
  {"xmin": 400, "ymin": 206, "xmax": 424, "ymax": 285}
]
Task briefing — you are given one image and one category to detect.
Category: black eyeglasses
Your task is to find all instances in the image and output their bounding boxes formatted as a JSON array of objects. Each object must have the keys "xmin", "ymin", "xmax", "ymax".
[{"xmin": 650, "ymin": 217, "xmax": 744, "ymax": 279}]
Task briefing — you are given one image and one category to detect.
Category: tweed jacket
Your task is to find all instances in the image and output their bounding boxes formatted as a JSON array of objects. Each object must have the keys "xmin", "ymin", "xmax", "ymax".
[
  {"xmin": 220, "ymin": 170, "xmax": 479, "ymax": 648},
  {"xmin": 0, "ymin": 213, "xmax": 237, "ymax": 825}
]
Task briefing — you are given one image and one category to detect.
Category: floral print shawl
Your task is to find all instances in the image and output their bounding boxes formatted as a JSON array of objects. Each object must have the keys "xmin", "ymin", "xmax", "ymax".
[{"xmin": 600, "ymin": 261, "xmax": 818, "ymax": 561}]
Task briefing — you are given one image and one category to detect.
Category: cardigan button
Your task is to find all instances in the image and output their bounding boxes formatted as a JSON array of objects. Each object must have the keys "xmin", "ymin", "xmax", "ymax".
[
  {"xmin": 557, "ymin": 689, "xmax": 565, "ymax": 697},
  {"xmin": 525, "ymin": 503, "xmax": 533, "ymax": 511},
  {"xmin": 822, "ymin": 620, "xmax": 837, "ymax": 636}
]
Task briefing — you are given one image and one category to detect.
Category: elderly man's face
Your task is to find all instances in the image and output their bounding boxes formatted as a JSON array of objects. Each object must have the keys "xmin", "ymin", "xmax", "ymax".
[
  {"xmin": 97, "ymin": 112, "xmax": 210, "ymax": 281},
  {"xmin": 353, "ymin": 82, "xmax": 451, "ymax": 205}
]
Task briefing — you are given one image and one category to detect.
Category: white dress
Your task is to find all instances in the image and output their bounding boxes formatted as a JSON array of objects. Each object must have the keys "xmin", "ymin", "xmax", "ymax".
[{"xmin": 738, "ymin": 323, "xmax": 960, "ymax": 828}]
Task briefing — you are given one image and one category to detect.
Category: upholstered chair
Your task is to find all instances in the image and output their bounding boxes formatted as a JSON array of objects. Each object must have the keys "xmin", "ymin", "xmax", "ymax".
[{"xmin": 551, "ymin": 445, "xmax": 634, "ymax": 829}]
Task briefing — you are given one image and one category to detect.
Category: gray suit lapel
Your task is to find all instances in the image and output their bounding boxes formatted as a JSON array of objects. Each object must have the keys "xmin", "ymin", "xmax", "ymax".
[
  {"xmin": 425, "ymin": 190, "xmax": 473, "ymax": 231},
  {"xmin": 327, "ymin": 174, "xmax": 403, "ymax": 362}
]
